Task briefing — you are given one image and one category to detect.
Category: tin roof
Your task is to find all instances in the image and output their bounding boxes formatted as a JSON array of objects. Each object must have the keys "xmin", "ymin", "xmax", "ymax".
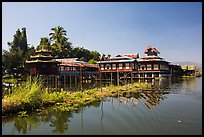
[
  {"xmin": 122, "ymin": 53, "xmax": 139, "ymax": 59},
  {"xmin": 35, "ymin": 49, "xmax": 52, "ymax": 53},
  {"xmin": 97, "ymin": 55, "xmax": 136, "ymax": 64},
  {"xmin": 137, "ymin": 58, "xmax": 169, "ymax": 63},
  {"xmin": 144, "ymin": 45, "xmax": 160, "ymax": 54},
  {"xmin": 30, "ymin": 54, "xmax": 53, "ymax": 58},
  {"xmin": 25, "ymin": 59, "xmax": 59, "ymax": 63},
  {"xmin": 59, "ymin": 62, "xmax": 99, "ymax": 68},
  {"xmin": 97, "ymin": 59, "xmax": 136, "ymax": 64}
]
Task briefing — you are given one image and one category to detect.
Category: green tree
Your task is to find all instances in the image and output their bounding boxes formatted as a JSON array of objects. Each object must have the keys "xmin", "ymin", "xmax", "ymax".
[
  {"xmin": 2, "ymin": 27, "xmax": 30, "ymax": 77},
  {"xmin": 10, "ymin": 29, "xmax": 21, "ymax": 52},
  {"xmin": 2, "ymin": 49, "xmax": 23, "ymax": 77},
  {"xmin": 88, "ymin": 59, "xmax": 97, "ymax": 64},
  {"xmin": 21, "ymin": 27, "xmax": 28, "ymax": 54},
  {"xmin": 49, "ymin": 26, "xmax": 67, "ymax": 44},
  {"xmin": 90, "ymin": 50, "xmax": 101, "ymax": 61},
  {"xmin": 49, "ymin": 26, "xmax": 72, "ymax": 58},
  {"xmin": 36, "ymin": 37, "xmax": 51, "ymax": 50}
]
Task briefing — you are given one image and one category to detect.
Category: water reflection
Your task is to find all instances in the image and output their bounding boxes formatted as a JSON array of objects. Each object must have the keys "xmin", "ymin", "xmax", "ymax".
[
  {"xmin": 3, "ymin": 101, "xmax": 101, "ymax": 134},
  {"xmin": 116, "ymin": 90, "xmax": 167, "ymax": 110},
  {"xmin": 2, "ymin": 77, "xmax": 202, "ymax": 135}
]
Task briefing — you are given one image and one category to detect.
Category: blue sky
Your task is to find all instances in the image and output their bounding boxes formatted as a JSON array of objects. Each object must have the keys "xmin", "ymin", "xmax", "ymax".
[{"xmin": 2, "ymin": 2, "xmax": 202, "ymax": 64}]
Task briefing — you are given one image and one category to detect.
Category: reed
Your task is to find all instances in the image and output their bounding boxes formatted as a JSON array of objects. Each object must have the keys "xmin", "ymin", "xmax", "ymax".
[
  {"xmin": 2, "ymin": 76, "xmax": 151, "ymax": 115},
  {"xmin": 2, "ymin": 76, "xmax": 43, "ymax": 115}
]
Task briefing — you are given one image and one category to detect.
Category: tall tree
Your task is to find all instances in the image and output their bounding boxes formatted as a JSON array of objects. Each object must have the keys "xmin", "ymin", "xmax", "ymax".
[
  {"xmin": 49, "ymin": 26, "xmax": 67, "ymax": 44},
  {"xmin": 36, "ymin": 37, "xmax": 51, "ymax": 50},
  {"xmin": 21, "ymin": 27, "xmax": 28, "ymax": 54},
  {"xmin": 10, "ymin": 29, "xmax": 21, "ymax": 52},
  {"xmin": 3, "ymin": 27, "xmax": 29, "ymax": 77},
  {"xmin": 49, "ymin": 26, "xmax": 72, "ymax": 58}
]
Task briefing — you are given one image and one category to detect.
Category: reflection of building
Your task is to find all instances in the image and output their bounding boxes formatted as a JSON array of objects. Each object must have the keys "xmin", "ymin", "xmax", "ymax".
[
  {"xmin": 137, "ymin": 45, "xmax": 171, "ymax": 78},
  {"xmin": 26, "ymin": 49, "xmax": 59, "ymax": 75}
]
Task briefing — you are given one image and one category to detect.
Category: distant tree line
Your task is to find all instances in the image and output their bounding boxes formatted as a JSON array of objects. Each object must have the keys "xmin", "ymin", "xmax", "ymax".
[{"xmin": 2, "ymin": 26, "xmax": 110, "ymax": 78}]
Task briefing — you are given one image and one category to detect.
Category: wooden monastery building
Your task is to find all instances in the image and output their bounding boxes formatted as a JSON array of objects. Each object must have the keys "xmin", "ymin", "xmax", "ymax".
[
  {"xmin": 97, "ymin": 54, "xmax": 139, "ymax": 84},
  {"xmin": 26, "ymin": 44, "xmax": 189, "ymax": 88},
  {"xmin": 25, "ymin": 49, "xmax": 59, "ymax": 75},
  {"xmin": 137, "ymin": 45, "xmax": 171, "ymax": 78},
  {"xmin": 56, "ymin": 58, "xmax": 99, "ymax": 76}
]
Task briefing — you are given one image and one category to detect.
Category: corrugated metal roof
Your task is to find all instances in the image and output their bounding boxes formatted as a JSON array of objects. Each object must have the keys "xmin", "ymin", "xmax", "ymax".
[
  {"xmin": 30, "ymin": 55, "xmax": 53, "ymax": 58},
  {"xmin": 26, "ymin": 59, "xmax": 59, "ymax": 63},
  {"xmin": 122, "ymin": 53, "xmax": 139, "ymax": 59},
  {"xmin": 97, "ymin": 59, "xmax": 135, "ymax": 63},
  {"xmin": 144, "ymin": 45, "xmax": 160, "ymax": 54},
  {"xmin": 109, "ymin": 56, "xmax": 133, "ymax": 60},
  {"xmin": 59, "ymin": 62, "xmax": 99, "ymax": 68},
  {"xmin": 35, "ymin": 49, "xmax": 52, "ymax": 53}
]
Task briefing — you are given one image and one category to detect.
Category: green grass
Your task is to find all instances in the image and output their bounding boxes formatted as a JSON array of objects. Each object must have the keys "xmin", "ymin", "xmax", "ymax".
[{"xmin": 2, "ymin": 76, "xmax": 151, "ymax": 115}]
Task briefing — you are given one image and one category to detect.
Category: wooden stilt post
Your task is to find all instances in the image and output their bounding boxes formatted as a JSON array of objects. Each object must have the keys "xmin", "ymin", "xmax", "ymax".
[
  {"xmin": 70, "ymin": 75, "xmax": 72, "ymax": 88},
  {"xmin": 110, "ymin": 72, "xmax": 113, "ymax": 85},
  {"xmin": 75, "ymin": 75, "xmax": 77, "ymax": 86},
  {"xmin": 55, "ymin": 75, "xmax": 57, "ymax": 91},
  {"xmin": 131, "ymin": 72, "xmax": 133, "ymax": 84},
  {"xmin": 64, "ymin": 75, "xmax": 66, "ymax": 89},
  {"xmin": 117, "ymin": 71, "xmax": 120, "ymax": 86},
  {"xmin": 100, "ymin": 70, "xmax": 102, "ymax": 92},
  {"xmin": 80, "ymin": 66, "xmax": 83, "ymax": 92}
]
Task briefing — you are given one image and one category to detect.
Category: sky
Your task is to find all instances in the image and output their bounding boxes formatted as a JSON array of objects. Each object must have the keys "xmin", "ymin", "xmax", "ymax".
[{"xmin": 2, "ymin": 2, "xmax": 202, "ymax": 65}]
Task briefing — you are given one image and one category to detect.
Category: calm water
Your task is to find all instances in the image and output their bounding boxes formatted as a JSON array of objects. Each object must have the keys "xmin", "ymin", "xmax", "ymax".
[{"xmin": 2, "ymin": 77, "xmax": 202, "ymax": 135}]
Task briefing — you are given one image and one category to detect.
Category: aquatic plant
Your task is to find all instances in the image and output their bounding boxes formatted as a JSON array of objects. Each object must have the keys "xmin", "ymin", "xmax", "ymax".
[
  {"xmin": 2, "ymin": 76, "xmax": 43, "ymax": 114},
  {"xmin": 2, "ymin": 76, "xmax": 152, "ymax": 115}
]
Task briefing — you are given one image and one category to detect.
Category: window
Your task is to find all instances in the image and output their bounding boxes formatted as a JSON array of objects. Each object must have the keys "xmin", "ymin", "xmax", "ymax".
[
  {"xmin": 112, "ymin": 64, "xmax": 116, "ymax": 70},
  {"xmin": 119, "ymin": 63, "xmax": 123, "ymax": 69},
  {"xmin": 153, "ymin": 64, "xmax": 159, "ymax": 70},
  {"xmin": 160, "ymin": 64, "xmax": 169, "ymax": 70},
  {"xmin": 60, "ymin": 66, "xmax": 64, "ymax": 71},
  {"xmin": 147, "ymin": 64, "xmax": 152, "ymax": 70},
  {"xmin": 105, "ymin": 64, "xmax": 111, "ymax": 70},
  {"xmin": 64, "ymin": 66, "xmax": 70, "ymax": 71},
  {"xmin": 101, "ymin": 64, "xmax": 104, "ymax": 70},
  {"xmin": 132, "ymin": 63, "xmax": 135, "ymax": 70},
  {"xmin": 140, "ymin": 65, "xmax": 146, "ymax": 70},
  {"xmin": 125, "ymin": 63, "xmax": 130, "ymax": 69}
]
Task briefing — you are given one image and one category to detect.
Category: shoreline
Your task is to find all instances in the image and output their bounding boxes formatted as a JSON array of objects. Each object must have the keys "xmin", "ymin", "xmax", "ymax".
[{"xmin": 2, "ymin": 81, "xmax": 152, "ymax": 116}]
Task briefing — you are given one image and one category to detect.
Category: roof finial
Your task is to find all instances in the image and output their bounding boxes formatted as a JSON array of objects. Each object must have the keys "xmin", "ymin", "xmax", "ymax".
[{"xmin": 42, "ymin": 44, "xmax": 45, "ymax": 50}]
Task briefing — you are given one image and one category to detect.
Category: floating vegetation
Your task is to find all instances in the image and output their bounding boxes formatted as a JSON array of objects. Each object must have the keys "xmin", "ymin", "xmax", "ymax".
[
  {"xmin": 2, "ymin": 76, "xmax": 155, "ymax": 116},
  {"xmin": 18, "ymin": 111, "xmax": 28, "ymax": 117}
]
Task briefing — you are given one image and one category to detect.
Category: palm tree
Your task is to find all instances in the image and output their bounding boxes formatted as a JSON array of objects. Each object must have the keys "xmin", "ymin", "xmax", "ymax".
[
  {"xmin": 49, "ymin": 26, "xmax": 67, "ymax": 44},
  {"xmin": 49, "ymin": 26, "xmax": 72, "ymax": 58}
]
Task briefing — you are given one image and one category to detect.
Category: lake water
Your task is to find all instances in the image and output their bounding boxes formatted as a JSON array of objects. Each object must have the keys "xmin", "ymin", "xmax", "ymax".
[{"xmin": 2, "ymin": 77, "xmax": 202, "ymax": 135}]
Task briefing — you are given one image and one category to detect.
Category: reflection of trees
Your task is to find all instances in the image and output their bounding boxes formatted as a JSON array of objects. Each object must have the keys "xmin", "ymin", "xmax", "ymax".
[
  {"xmin": 12, "ymin": 101, "xmax": 101, "ymax": 134},
  {"xmin": 39, "ymin": 109, "xmax": 73, "ymax": 134},
  {"xmin": 47, "ymin": 110, "xmax": 72, "ymax": 134},
  {"xmin": 40, "ymin": 109, "xmax": 53, "ymax": 123},
  {"xmin": 14, "ymin": 117, "xmax": 28, "ymax": 134},
  {"xmin": 14, "ymin": 114, "xmax": 40, "ymax": 134},
  {"xmin": 88, "ymin": 101, "xmax": 100, "ymax": 108}
]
